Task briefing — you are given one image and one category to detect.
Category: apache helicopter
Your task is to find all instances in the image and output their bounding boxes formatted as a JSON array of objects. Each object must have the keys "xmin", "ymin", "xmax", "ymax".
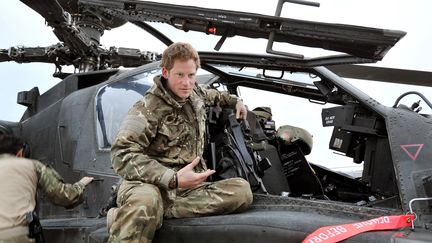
[{"xmin": 1, "ymin": 0, "xmax": 432, "ymax": 242}]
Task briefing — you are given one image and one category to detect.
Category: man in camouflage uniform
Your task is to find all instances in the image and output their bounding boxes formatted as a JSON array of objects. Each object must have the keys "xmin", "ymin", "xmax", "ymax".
[
  {"xmin": 108, "ymin": 42, "xmax": 253, "ymax": 242},
  {"xmin": 0, "ymin": 134, "xmax": 93, "ymax": 243}
]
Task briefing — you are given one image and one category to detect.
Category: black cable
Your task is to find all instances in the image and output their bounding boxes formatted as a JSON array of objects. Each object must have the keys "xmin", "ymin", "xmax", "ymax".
[{"xmin": 392, "ymin": 91, "xmax": 432, "ymax": 109}]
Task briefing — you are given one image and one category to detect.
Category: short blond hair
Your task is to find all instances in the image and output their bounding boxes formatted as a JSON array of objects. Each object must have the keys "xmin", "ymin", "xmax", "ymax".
[{"xmin": 160, "ymin": 42, "xmax": 201, "ymax": 70}]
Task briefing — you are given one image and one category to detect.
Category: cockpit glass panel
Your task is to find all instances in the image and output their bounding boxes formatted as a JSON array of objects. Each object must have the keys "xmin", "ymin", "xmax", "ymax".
[{"xmin": 95, "ymin": 70, "xmax": 159, "ymax": 149}]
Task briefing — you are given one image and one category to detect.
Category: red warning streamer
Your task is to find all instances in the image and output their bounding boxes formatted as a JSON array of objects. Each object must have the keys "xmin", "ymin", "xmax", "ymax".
[{"xmin": 302, "ymin": 214, "xmax": 414, "ymax": 243}]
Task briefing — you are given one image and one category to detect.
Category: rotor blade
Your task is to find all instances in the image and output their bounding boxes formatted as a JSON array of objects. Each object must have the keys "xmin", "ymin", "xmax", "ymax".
[
  {"xmin": 0, "ymin": 45, "xmax": 74, "ymax": 65},
  {"xmin": 105, "ymin": 47, "xmax": 160, "ymax": 68},
  {"xmin": 0, "ymin": 45, "xmax": 160, "ymax": 69},
  {"xmin": 0, "ymin": 49, "xmax": 12, "ymax": 62},
  {"xmin": 327, "ymin": 64, "xmax": 432, "ymax": 87},
  {"xmin": 80, "ymin": 0, "xmax": 405, "ymax": 61},
  {"xmin": 0, "ymin": 47, "xmax": 51, "ymax": 63}
]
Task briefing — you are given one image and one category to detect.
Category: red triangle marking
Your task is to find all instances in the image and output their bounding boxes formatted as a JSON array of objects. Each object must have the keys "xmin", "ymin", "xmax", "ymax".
[{"xmin": 400, "ymin": 144, "xmax": 424, "ymax": 161}]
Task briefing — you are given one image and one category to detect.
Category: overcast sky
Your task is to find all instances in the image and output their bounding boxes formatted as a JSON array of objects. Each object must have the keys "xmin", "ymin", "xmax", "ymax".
[{"xmin": 1, "ymin": 0, "xmax": 431, "ymax": 169}]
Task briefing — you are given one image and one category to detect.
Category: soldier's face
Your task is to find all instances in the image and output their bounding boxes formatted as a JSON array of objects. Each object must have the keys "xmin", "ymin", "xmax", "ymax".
[{"xmin": 163, "ymin": 59, "xmax": 197, "ymax": 102}]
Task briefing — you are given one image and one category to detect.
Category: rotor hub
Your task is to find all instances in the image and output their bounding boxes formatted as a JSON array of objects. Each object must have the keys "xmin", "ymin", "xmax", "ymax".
[{"xmin": 72, "ymin": 14, "xmax": 105, "ymax": 45}]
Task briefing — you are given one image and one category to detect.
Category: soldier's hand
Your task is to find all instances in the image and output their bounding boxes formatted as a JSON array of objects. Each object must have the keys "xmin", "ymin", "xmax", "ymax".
[
  {"xmin": 79, "ymin": 176, "xmax": 94, "ymax": 186},
  {"xmin": 236, "ymin": 100, "xmax": 247, "ymax": 120},
  {"xmin": 177, "ymin": 157, "xmax": 215, "ymax": 189}
]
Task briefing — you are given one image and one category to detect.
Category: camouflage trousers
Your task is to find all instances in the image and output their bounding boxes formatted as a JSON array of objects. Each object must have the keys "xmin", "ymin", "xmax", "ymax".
[
  {"xmin": 108, "ymin": 177, "xmax": 253, "ymax": 243},
  {"xmin": 0, "ymin": 235, "xmax": 35, "ymax": 243},
  {"xmin": 0, "ymin": 226, "xmax": 33, "ymax": 243},
  {"xmin": 0, "ymin": 236, "xmax": 34, "ymax": 243}
]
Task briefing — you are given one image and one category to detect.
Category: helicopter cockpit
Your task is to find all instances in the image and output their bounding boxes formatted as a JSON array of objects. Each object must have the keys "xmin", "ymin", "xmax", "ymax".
[{"xmin": 91, "ymin": 56, "xmax": 398, "ymax": 208}]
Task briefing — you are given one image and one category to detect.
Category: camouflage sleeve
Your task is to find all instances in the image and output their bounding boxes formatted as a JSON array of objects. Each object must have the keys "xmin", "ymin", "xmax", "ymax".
[
  {"xmin": 197, "ymin": 85, "xmax": 239, "ymax": 107},
  {"xmin": 111, "ymin": 99, "xmax": 175, "ymax": 189},
  {"xmin": 33, "ymin": 160, "xmax": 85, "ymax": 208}
]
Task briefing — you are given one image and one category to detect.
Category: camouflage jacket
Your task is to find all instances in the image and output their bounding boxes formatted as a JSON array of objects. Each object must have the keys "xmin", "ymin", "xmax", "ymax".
[
  {"xmin": 111, "ymin": 75, "xmax": 239, "ymax": 189},
  {"xmin": 33, "ymin": 159, "xmax": 86, "ymax": 208},
  {"xmin": 0, "ymin": 154, "xmax": 85, "ymax": 229}
]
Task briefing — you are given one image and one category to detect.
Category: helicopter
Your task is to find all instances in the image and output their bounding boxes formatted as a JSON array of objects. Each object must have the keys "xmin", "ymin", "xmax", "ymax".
[{"xmin": 1, "ymin": 0, "xmax": 432, "ymax": 242}]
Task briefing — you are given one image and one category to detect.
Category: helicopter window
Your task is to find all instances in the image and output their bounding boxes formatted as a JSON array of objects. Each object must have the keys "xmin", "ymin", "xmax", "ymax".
[{"xmin": 95, "ymin": 70, "xmax": 159, "ymax": 149}]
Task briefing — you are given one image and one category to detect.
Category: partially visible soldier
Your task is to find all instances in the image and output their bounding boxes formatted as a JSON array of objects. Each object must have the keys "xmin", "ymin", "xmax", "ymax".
[
  {"xmin": 0, "ymin": 134, "xmax": 94, "ymax": 243},
  {"xmin": 108, "ymin": 42, "xmax": 253, "ymax": 242}
]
